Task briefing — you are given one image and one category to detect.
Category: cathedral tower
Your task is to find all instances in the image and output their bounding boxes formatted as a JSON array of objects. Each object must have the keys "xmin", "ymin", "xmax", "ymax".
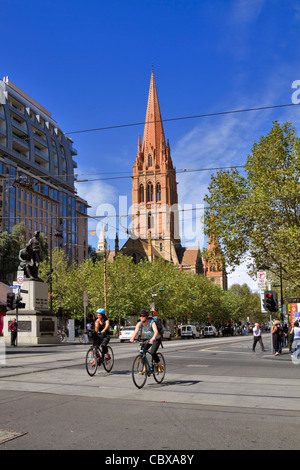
[{"xmin": 130, "ymin": 70, "xmax": 181, "ymax": 262}]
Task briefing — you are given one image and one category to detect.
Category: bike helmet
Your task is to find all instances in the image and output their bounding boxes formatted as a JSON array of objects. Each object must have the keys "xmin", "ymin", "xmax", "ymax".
[
  {"xmin": 138, "ymin": 309, "xmax": 149, "ymax": 316},
  {"xmin": 96, "ymin": 308, "xmax": 106, "ymax": 315}
]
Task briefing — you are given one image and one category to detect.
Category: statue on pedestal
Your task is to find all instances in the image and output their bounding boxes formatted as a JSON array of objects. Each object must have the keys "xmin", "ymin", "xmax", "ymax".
[{"xmin": 18, "ymin": 231, "xmax": 42, "ymax": 280}]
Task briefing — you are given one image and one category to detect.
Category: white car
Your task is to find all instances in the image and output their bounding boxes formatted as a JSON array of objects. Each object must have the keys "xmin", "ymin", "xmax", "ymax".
[{"xmin": 119, "ymin": 326, "xmax": 140, "ymax": 343}]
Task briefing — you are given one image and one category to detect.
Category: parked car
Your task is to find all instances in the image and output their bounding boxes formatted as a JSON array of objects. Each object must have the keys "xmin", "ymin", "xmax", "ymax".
[
  {"xmin": 204, "ymin": 326, "xmax": 218, "ymax": 338},
  {"xmin": 119, "ymin": 326, "xmax": 140, "ymax": 342},
  {"xmin": 180, "ymin": 325, "xmax": 200, "ymax": 339},
  {"xmin": 161, "ymin": 327, "xmax": 171, "ymax": 340}
]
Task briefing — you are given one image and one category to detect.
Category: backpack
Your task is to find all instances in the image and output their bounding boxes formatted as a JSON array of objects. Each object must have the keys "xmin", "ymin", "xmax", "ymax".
[{"xmin": 149, "ymin": 316, "xmax": 163, "ymax": 335}]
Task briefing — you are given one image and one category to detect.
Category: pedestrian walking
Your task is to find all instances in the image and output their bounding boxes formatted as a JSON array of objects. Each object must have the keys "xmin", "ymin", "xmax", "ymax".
[
  {"xmin": 8, "ymin": 318, "xmax": 18, "ymax": 346},
  {"xmin": 252, "ymin": 323, "xmax": 265, "ymax": 352},
  {"xmin": 272, "ymin": 320, "xmax": 281, "ymax": 356},
  {"xmin": 282, "ymin": 323, "xmax": 288, "ymax": 348},
  {"xmin": 291, "ymin": 321, "xmax": 300, "ymax": 354}
]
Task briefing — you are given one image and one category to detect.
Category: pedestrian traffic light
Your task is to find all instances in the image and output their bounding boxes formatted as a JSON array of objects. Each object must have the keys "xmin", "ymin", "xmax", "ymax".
[
  {"xmin": 6, "ymin": 293, "xmax": 16, "ymax": 310},
  {"xmin": 263, "ymin": 290, "xmax": 278, "ymax": 312}
]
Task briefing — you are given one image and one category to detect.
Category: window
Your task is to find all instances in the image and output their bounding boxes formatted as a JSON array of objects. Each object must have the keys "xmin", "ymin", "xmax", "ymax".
[
  {"xmin": 139, "ymin": 184, "xmax": 144, "ymax": 203},
  {"xmin": 156, "ymin": 182, "xmax": 161, "ymax": 202},
  {"xmin": 148, "ymin": 154, "xmax": 153, "ymax": 167},
  {"xmin": 146, "ymin": 182, "xmax": 154, "ymax": 202},
  {"xmin": 148, "ymin": 211, "xmax": 152, "ymax": 229}
]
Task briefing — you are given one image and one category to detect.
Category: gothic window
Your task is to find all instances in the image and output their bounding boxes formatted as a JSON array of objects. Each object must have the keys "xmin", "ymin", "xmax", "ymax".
[
  {"xmin": 148, "ymin": 154, "xmax": 153, "ymax": 167},
  {"xmin": 139, "ymin": 184, "xmax": 144, "ymax": 203},
  {"xmin": 146, "ymin": 181, "xmax": 154, "ymax": 202},
  {"xmin": 148, "ymin": 211, "xmax": 152, "ymax": 229},
  {"xmin": 156, "ymin": 182, "xmax": 161, "ymax": 201}
]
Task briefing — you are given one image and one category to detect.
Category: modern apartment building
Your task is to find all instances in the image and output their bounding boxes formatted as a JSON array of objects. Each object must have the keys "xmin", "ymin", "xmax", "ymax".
[{"xmin": 0, "ymin": 77, "xmax": 89, "ymax": 263}]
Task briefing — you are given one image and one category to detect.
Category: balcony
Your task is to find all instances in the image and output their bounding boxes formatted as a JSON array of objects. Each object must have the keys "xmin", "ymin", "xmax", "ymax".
[
  {"xmin": 12, "ymin": 133, "xmax": 29, "ymax": 150},
  {"xmin": 11, "ymin": 116, "xmax": 28, "ymax": 133},
  {"xmin": 34, "ymin": 147, "xmax": 49, "ymax": 162}
]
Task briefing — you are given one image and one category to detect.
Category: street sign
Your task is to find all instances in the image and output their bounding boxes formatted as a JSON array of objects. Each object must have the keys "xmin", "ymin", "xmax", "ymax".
[
  {"xmin": 16, "ymin": 276, "xmax": 24, "ymax": 285},
  {"xmin": 257, "ymin": 271, "xmax": 266, "ymax": 289}
]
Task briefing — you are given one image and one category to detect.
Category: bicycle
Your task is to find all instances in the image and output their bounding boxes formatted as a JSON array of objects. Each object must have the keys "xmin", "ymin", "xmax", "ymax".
[
  {"xmin": 86, "ymin": 343, "xmax": 114, "ymax": 376},
  {"xmin": 78, "ymin": 329, "xmax": 88, "ymax": 344},
  {"xmin": 132, "ymin": 342, "xmax": 166, "ymax": 389}
]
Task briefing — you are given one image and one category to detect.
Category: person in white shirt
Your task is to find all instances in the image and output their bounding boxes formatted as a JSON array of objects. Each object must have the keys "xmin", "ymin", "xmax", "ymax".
[
  {"xmin": 291, "ymin": 321, "xmax": 300, "ymax": 354},
  {"xmin": 252, "ymin": 323, "xmax": 265, "ymax": 352}
]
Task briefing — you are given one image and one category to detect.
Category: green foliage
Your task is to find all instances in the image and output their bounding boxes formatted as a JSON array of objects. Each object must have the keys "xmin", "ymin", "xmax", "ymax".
[
  {"xmin": 39, "ymin": 250, "xmax": 261, "ymax": 326},
  {"xmin": 204, "ymin": 121, "xmax": 300, "ymax": 292},
  {"xmin": 0, "ymin": 222, "xmax": 27, "ymax": 282}
]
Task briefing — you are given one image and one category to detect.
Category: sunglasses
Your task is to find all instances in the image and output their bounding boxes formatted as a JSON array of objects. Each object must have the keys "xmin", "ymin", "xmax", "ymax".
[{"xmin": 140, "ymin": 314, "xmax": 147, "ymax": 317}]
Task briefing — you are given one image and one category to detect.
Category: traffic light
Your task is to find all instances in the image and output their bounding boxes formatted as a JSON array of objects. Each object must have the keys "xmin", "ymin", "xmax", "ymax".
[
  {"xmin": 16, "ymin": 295, "xmax": 25, "ymax": 309},
  {"xmin": 263, "ymin": 290, "xmax": 278, "ymax": 312},
  {"xmin": 6, "ymin": 293, "xmax": 16, "ymax": 310}
]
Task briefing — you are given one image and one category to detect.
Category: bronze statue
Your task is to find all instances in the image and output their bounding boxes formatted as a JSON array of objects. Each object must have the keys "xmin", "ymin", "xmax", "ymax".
[{"xmin": 18, "ymin": 231, "xmax": 41, "ymax": 280}]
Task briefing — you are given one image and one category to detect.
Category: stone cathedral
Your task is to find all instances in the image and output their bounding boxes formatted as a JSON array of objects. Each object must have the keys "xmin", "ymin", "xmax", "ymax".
[{"xmin": 99, "ymin": 70, "xmax": 227, "ymax": 289}]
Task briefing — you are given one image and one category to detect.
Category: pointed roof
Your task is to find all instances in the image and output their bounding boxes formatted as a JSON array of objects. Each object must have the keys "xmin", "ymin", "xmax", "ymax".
[{"xmin": 142, "ymin": 70, "xmax": 165, "ymax": 158}]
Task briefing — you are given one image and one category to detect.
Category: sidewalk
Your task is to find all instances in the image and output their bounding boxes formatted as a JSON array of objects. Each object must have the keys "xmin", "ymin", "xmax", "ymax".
[{"xmin": 263, "ymin": 347, "xmax": 293, "ymax": 361}]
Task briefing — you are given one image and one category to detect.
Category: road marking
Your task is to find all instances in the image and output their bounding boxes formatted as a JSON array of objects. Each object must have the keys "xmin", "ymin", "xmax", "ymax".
[
  {"xmin": 187, "ymin": 364, "xmax": 209, "ymax": 367},
  {"xmin": 0, "ymin": 429, "xmax": 27, "ymax": 444}
]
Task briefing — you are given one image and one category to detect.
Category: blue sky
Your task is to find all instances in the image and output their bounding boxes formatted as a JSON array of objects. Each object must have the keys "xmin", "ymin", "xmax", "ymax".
[{"xmin": 2, "ymin": 0, "xmax": 300, "ymax": 289}]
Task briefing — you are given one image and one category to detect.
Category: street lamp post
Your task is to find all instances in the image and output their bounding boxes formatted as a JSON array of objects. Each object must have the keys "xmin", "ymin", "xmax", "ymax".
[{"xmin": 48, "ymin": 220, "xmax": 64, "ymax": 315}]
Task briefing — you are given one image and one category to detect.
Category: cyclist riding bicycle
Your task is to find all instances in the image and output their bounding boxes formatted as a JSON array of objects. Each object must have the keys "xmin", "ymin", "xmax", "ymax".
[
  {"xmin": 130, "ymin": 309, "xmax": 163, "ymax": 372},
  {"xmin": 92, "ymin": 308, "xmax": 111, "ymax": 365}
]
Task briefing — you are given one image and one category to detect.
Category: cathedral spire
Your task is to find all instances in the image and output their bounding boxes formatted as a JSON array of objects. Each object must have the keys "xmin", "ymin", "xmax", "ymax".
[{"xmin": 142, "ymin": 69, "xmax": 165, "ymax": 160}]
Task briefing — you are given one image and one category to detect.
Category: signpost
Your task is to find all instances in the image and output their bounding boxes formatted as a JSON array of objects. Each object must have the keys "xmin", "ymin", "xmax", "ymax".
[
  {"xmin": 16, "ymin": 276, "xmax": 24, "ymax": 286},
  {"xmin": 257, "ymin": 271, "xmax": 266, "ymax": 290},
  {"xmin": 83, "ymin": 291, "xmax": 88, "ymax": 342}
]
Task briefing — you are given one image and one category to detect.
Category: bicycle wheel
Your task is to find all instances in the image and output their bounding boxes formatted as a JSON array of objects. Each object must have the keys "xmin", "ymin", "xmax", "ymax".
[
  {"xmin": 132, "ymin": 354, "xmax": 148, "ymax": 389},
  {"xmin": 153, "ymin": 353, "xmax": 166, "ymax": 384},
  {"xmin": 86, "ymin": 347, "xmax": 98, "ymax": 376},
  {"xmin": 103, "ymin": 346, "xmax": 114, "ymax": 372}
]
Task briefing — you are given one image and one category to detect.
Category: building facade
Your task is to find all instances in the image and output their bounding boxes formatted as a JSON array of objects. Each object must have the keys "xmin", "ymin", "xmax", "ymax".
[{"xmin": 0, "ymin": 77, "xmax": 89, "ymax": 263}]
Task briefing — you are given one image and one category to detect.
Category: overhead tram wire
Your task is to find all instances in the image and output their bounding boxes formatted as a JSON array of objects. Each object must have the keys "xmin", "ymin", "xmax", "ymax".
[
  {"xmin": 74, "ymin": 165, "xmax": 246, "ymax": 182},
  {"xmin": 64, "ymin": 102, "xmax": 300, "ymax": 136}
]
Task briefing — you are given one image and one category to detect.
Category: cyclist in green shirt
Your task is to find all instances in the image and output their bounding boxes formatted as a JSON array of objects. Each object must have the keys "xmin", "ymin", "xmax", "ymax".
[{"xmin": 130, "ymin": 309, "xmax": 163, "ymax": 372}]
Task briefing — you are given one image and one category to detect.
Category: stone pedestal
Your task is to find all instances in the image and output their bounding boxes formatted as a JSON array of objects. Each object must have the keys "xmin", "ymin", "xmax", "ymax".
[{"xmin": 4, "ymin": 279, "xmax": 60, "ymax": 345}]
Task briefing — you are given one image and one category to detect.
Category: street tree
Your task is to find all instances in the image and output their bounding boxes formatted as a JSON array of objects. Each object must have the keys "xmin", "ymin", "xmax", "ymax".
[{"xmin": 204, "ymin": 121, "xmax": 300, "ymax": 291}]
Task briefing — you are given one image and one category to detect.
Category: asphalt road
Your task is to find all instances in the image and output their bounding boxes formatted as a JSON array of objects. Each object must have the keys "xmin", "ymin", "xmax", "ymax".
[{"xmin": 0, "ymin": 334, "xmax": 299, "ymax": 452}]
